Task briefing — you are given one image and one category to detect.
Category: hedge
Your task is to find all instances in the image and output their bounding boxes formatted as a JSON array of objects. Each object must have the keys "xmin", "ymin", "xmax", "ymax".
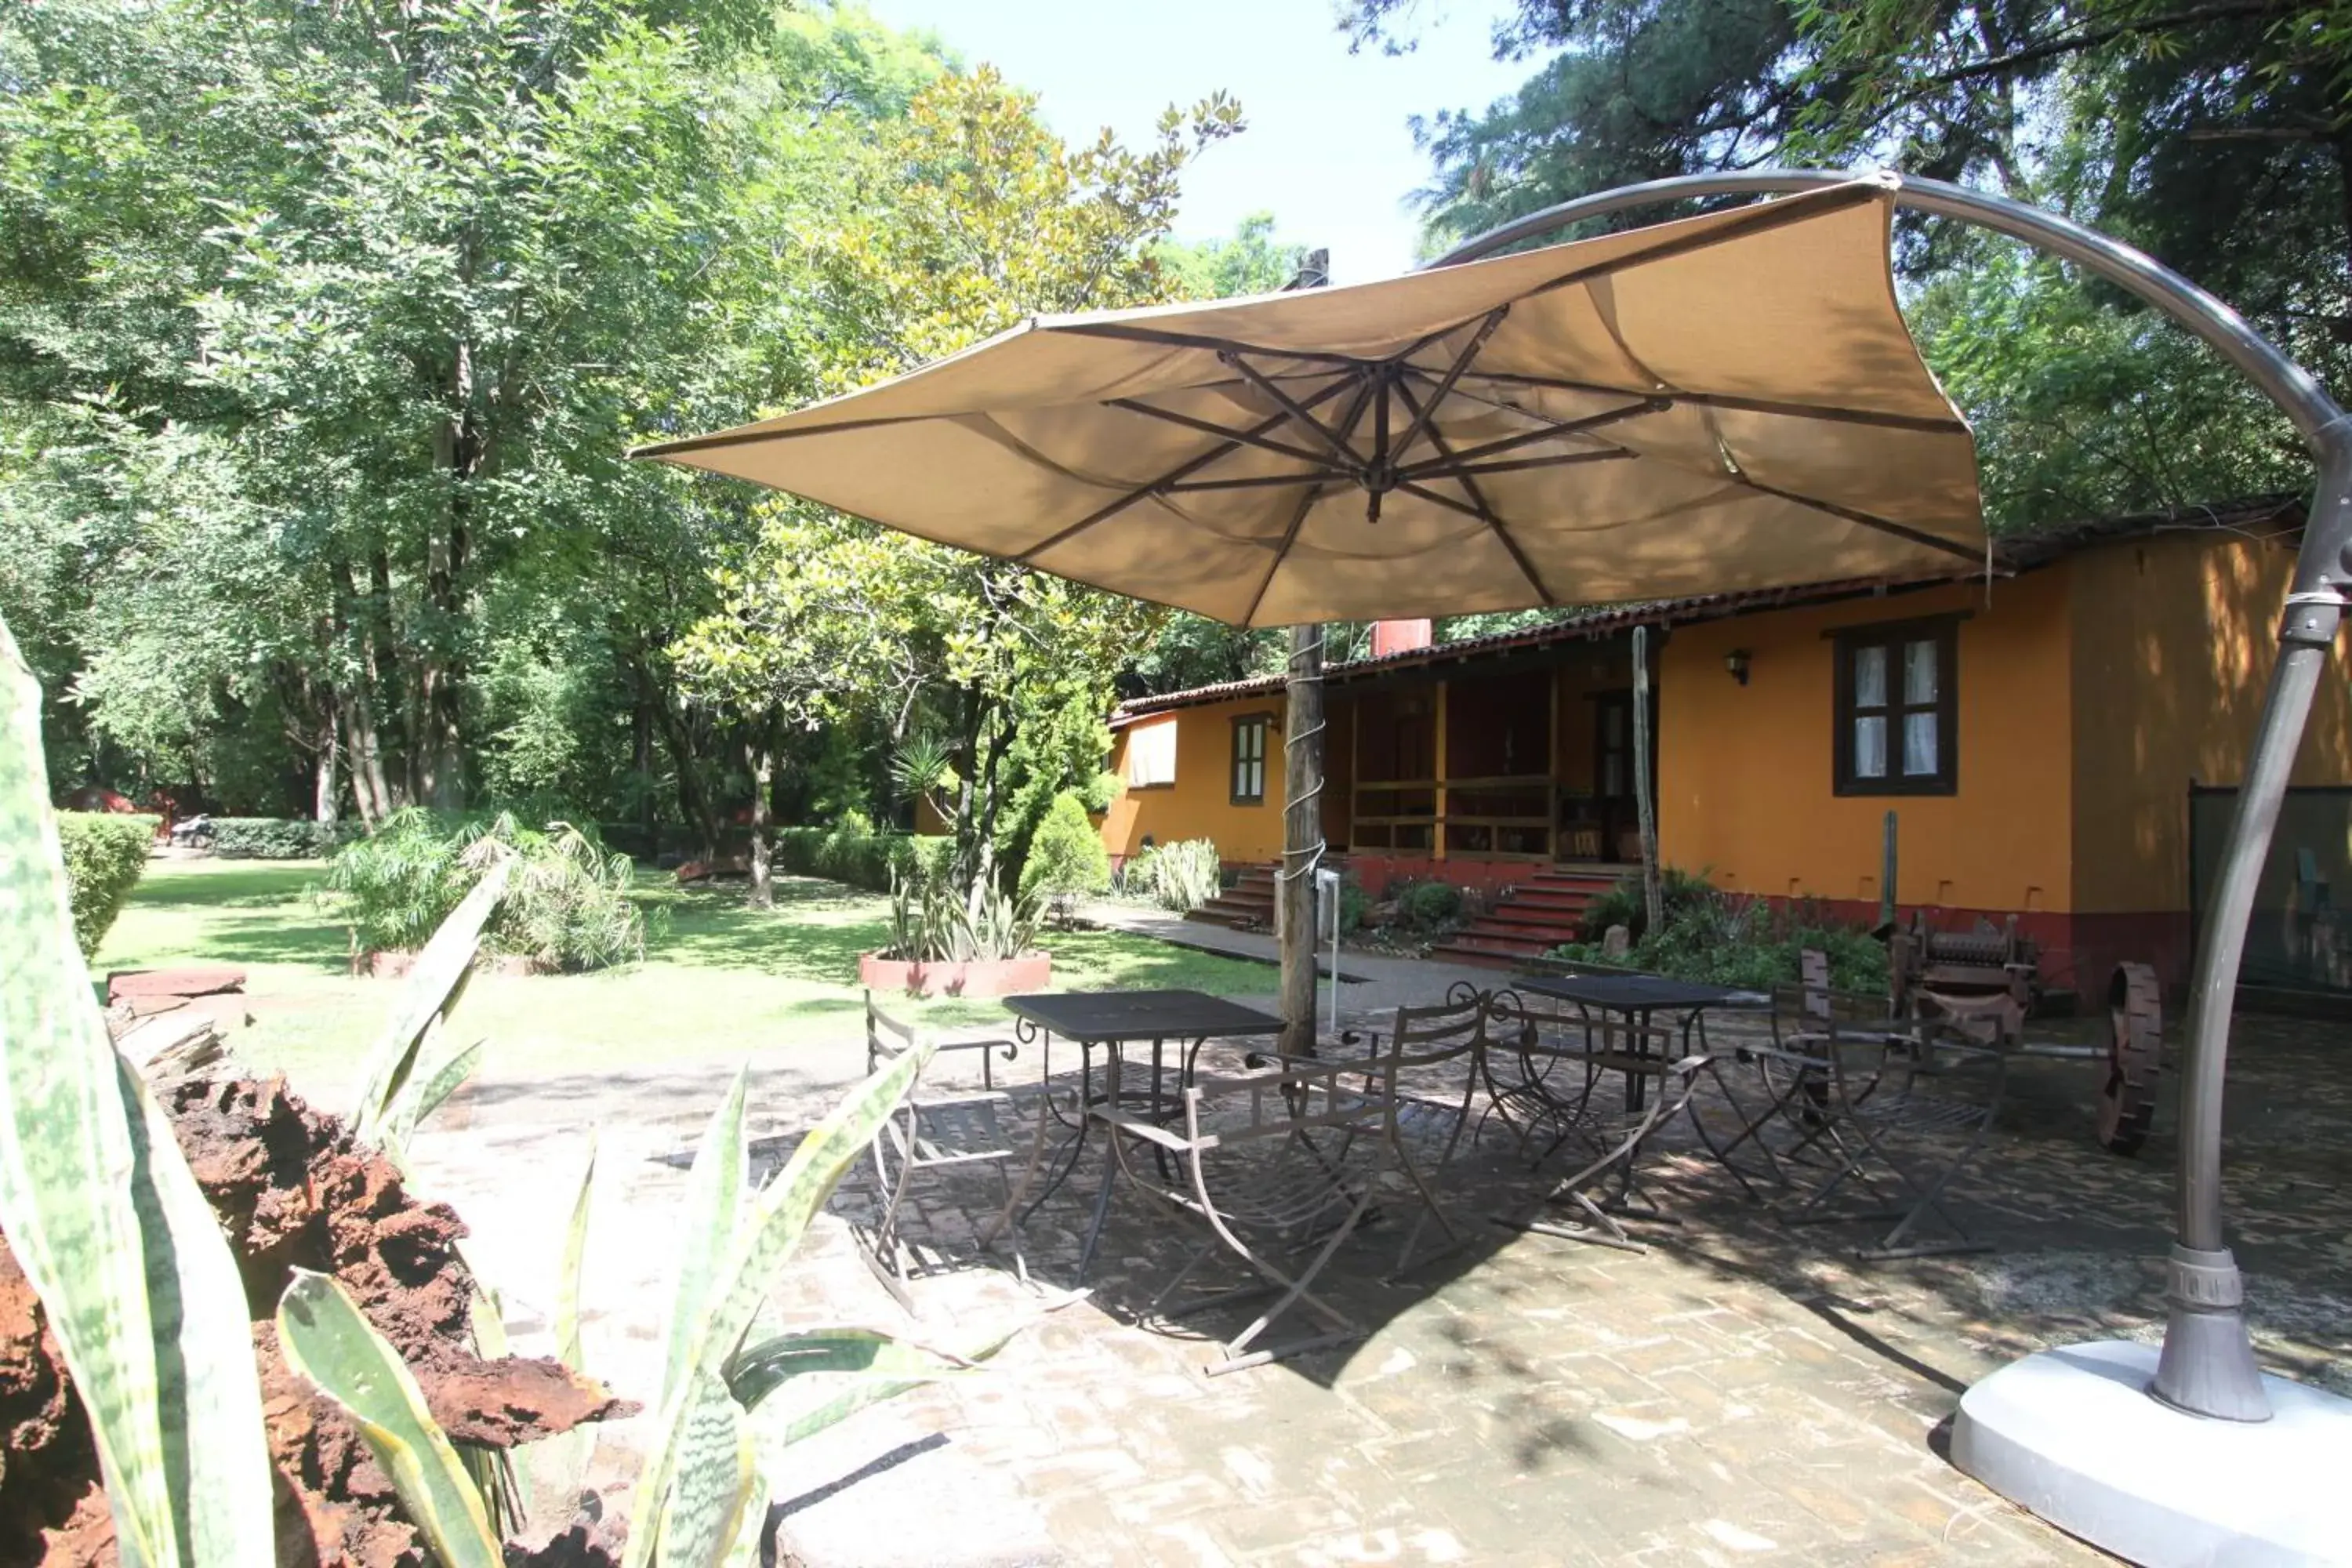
[
  {"xmin": 210, "ymin": 818, "xmax": 361, "ymax": 859},
  {"xmin": 770, "ymin": 817, "xmax": 914, "ymax": 893},
  {"xmin": 57, "ymin": 812, "xmax": 158, "ymax": 957}
]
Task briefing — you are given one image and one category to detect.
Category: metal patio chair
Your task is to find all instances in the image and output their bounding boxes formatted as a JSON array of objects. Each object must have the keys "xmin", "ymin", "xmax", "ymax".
[
  {"xmin": 1733, "ymin": 953, "xmax": 2009, "ymax": 1259},
  {"xmin": 1094, "ymin": 1035, "xmax": 1421, "ymax": 1375},
  {"xmin": 1488, "ymin": 1036, "xmax": 1715, "ymax": 1252},
  {"xmin": 1321, "ymin": 983, "xmax": 1494, "ymax": 1276},
  {"xmin": 858, "ymin": 993, "xmax": 1053, "ymax": 1312}
]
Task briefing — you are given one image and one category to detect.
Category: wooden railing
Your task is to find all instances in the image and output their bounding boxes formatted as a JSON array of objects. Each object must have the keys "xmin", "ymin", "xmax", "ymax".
[{"xmin": 1350, "ymin": 774, "xmax": 1588, "ymax": 860}]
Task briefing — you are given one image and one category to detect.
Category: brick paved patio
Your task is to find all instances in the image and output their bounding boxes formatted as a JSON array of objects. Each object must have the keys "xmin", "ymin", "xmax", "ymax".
[{"xmin": 409, "ymin": 1007, "xmax": 2352, "ymax": 1566}]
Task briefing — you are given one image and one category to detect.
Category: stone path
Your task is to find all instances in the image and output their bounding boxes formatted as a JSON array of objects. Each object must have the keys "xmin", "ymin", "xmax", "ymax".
[{"xmin": 399, "ymin": 993, "xmax": 2352, "ymax": 1566}]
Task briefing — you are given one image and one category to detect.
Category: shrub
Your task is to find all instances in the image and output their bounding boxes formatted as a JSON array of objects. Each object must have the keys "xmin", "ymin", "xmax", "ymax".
[
  {"xmin": 1394, "ymin": 879, "xmax": 1464, "ymax": 930},
  {"xmin": 1020, "ymin": 792, "xmax": 1111, "ymax": 915},
  {"xmin": 771, "ymin": 812, "xmax": 913, "ymax": 893},
  {"xmin": 1336, "ymin": 873, "xmax": 1371, "ymax": 935},
  {"xmin": 210, "ymin": 817, "xmax": 358, "ymax": 859},
  {"xmin": 1550, "ymin": 883, "xmax": 1888, "ymax": 994},
  {"xmin": 56, "ymin": 811, "xmax": 158, "ymax": 956},
  {"xmin": 1574, "ymin": 864, "xmax": 1718, "ymax": 943},
  {"xmin": 1120, "ymin": 838, "xmax": 1221, "ymax": 912},
  {"xmin": 324, "ymin": 809, "xmax": 647, "ymax": 970},
  {"xmin": 882, "ymin": 859, "xmax": 1040, "ymax": 962}
]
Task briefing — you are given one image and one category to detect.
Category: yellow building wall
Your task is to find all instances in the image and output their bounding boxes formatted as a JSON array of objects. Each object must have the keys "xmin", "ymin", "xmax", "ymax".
[
  {"xmin": 1100, "ymin": 694, "xmax": 1287, "ymax": 865},
  {"xmin": 1659, "ymin": 572, "xmax": 2075, "ymax": 914},
  {"xmin": 2068, "ymin": 528, "xmax": 2352, "ymax": 914}
]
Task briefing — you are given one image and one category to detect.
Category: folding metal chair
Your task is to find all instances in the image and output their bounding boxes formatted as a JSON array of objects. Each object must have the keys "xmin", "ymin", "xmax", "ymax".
[
  {"xmin": 1490, "ymin": 1044, "xmax": 1715, "ymax": 1252},
  {"xmin": 858, "ymin": 993, "xmax": 1053, "ymax": 1312},
  {"xmin": 1094, "ymin": 1039, "xmax": 1412, "ymax": 1374},
  {"xmin": 1730, "ymin": 954, "xmax": 2008, "ymax": 1258},
  {"xmin": 1322, "ymin": 982, "xmax": 1491, "ymax": 1276}
]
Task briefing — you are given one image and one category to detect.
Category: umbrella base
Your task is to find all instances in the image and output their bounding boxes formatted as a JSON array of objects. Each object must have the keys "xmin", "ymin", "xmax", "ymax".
[{"xmin": 1951, "ymin": 1339, "xmax": 2352, "ymax": 1565}]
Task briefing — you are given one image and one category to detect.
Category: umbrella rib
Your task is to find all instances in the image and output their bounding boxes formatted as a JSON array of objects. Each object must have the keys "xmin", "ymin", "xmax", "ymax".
[
  {"xmin": 1054, "ymin": 321, "xmax": 1370, "ymax": 368},
  {"xmin": 1390, "ymin": 376, "xmax": 1557, "ymax": 606},
  {"xmin": 1221, "ymin": 354, "xmax": 1368, "ymax": 470},
  {"xmin": 1388, "ymin": 307, "xmax": 1508, "ymax": 465},
  {"xmin": 631, "ymin": 410, "xmax": 933, "ymax": 459},
  {"xmin": 1467, "ymin": 370, "xmax": 1968, "ymax": 435},
  {"xmin": 1410, "ymin": 448, "xmax": 1639, "ymax": 482},
  {"xmin": 1730, "ymin": 476, "xmax": 1984, "ymax": 563},
  {"xmin": 1163, "ymin": 471, "xmax": 1354, "ymax": 493},
  {"xmin": 1395, "ymin": 397, "xmax": 1664, "ymax": 479},
  {"xmin": 1014, "ymin": 378, "xmax": 1356, "ymax": 565},
  {"xmin": 1521, "ymin": 180, "xmax": 1887, "ymax": 300},
  {"xmin": 1105, "ymin": 397, "xmax": 1336, "ymax": 466},
  {"xmin": 1241, "ymin": 379, "xmax": 1379, "ymax": 628}
]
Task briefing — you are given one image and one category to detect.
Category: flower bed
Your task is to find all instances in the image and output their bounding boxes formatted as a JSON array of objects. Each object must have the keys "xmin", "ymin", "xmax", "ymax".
[{"xmin": 858, "ymin": 949, "xmax": 1051, "ymax": 999}]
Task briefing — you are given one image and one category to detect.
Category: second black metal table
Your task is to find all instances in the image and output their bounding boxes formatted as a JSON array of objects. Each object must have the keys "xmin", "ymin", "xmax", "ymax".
[{"xmin": 1003, "ymin": 988, "xmax": 1285, "ymax": 1278}]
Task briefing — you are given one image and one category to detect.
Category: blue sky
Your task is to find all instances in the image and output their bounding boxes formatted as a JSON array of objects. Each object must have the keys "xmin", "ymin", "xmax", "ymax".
[{"xmin": 858, "ymin": 0, "xmax": 1534, "ymax": 284}]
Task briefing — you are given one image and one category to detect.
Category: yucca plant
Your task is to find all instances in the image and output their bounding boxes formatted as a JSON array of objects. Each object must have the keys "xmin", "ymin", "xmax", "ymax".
[
  {"xmin": 284, "ymin": 1041, "xmax": 1019, "ymax": 1566},
  {"xmin": 1126, "ymin": 837, "xmax": 1222, "ymax": 912},
  {"xmin": 0, "ymin": 617, "xmax": 278, "ymax": 1566}
]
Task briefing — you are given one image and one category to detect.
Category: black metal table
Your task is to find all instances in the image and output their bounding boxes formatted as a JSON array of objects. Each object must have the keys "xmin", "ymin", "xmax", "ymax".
[
  {"xmin": 1511, "ymin": 972, "xmax": 1748, "ymax": 1112},
  {"xmin": 1003, "ymin": 989, "xmax": 1284, "ymax": 1278}
]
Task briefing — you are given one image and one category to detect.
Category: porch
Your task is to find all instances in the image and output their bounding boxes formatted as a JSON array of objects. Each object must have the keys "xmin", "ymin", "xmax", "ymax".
[{"xmin": 1324, "ymin": 630, "xmax": 1655, "ymax": 880}]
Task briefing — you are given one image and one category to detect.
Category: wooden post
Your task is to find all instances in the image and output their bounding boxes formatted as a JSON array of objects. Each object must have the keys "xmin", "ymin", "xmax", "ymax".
[
  {"xmin": 1632, "ymin": 626, "xmax": 1662, "ymax": 932},
  {"xmin": 1279, "ymin": 622, "xmax": 1325, "ymax": 1056},
  {"xmin": 1881, "ymin": 809, "xmax": 1899, "ymax": 930},
  {"xmin": 1432, "ymin": 677, "xmax": 1449, "ymax": 862}
]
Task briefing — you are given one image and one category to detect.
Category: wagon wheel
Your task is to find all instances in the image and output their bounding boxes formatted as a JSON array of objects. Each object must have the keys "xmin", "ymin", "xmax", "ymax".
[{"xmin": 2096, "ymin": 962, "xmax": 2161, "ymax": 1157}]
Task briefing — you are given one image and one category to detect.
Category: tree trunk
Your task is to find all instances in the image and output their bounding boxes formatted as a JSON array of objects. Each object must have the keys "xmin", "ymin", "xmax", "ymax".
[
  {"xmin": 748, "ymin": 732, "xmax": 775, "ymax": 910},
  {"xmin": 314, "ymin": 698, "xmax": 340, "ymax": 825},
  {"xmin": 652, "ymin": 697, "xmax": 719, "ymax": 855},
  {"xmin": 633, "ymin": 695, "xmax": 656, "ymax": 856},
  {"xmin": 1632, "ymin": 626, "xmax": 1662, "ymax": 934},
  {"xmin": 1279, "ymin": 623, "xmax": 1325, "ymax": 1057},
  {"xmin": 330, "ymin": 559, "xmax": 396, "ymax": 826}
]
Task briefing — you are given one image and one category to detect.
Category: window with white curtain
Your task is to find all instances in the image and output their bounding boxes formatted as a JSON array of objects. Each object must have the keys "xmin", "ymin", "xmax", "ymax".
[
  {"xmin": 1834, "ymin": 618, "xmax": 1958, "ymax": 796},
  {"xmin": 1126, "ymin": 718, "xmax": 1177, "ymax": 788}
]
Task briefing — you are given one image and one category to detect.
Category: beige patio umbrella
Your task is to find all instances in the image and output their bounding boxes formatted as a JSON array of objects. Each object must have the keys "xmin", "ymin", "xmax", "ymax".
[{"xmin": 635, "ymin": 178, "xmax": 1984, "ymax": 624}]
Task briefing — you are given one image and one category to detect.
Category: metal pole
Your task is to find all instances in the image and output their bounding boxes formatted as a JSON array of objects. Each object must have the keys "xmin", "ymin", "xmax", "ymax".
[
  {"xmin": 1436, "ymin": 168, "xmax": 2352, "ymax": 1421},
  {"xmin": 1881, "ymin": 810, "xmax": 1899, "ymax": 931}
]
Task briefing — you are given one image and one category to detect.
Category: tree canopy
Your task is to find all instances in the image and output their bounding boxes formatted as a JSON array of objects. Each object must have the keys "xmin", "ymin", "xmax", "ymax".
[{"xmin": 1344, "ymin": 0, "xmax": 2331, "ymax": 528}]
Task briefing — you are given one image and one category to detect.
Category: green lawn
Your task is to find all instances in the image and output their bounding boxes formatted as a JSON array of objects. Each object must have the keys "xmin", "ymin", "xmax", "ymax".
[{"xmin": 98, "ymin": 857, "xmax": 1276, "ymax": 1098}]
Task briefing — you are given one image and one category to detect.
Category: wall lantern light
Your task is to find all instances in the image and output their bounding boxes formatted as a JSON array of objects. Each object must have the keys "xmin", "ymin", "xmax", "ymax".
[{"xmin": 1725, "ymin": 648, "xmax": 1751, "ymax": 686}]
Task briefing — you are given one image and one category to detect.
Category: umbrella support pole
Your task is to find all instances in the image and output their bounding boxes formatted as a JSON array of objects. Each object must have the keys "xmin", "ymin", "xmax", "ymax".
[
  {"xmin": 1431, "ymin": 165, "xmax": 2352, "ymax": 1555},
  {"xmin": 1279, "ymin": 623, "xmax": 1327, "ymax": 1058}
]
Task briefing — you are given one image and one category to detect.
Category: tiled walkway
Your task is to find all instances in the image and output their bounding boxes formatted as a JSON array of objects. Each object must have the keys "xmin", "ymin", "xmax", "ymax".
[{"xmin": 408, "ymin": 1006, "xmax": 2352, "ymax": 1566}]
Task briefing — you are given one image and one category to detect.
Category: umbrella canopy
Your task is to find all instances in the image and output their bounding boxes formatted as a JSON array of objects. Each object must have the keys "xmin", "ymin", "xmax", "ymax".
[{"xmin": 636, "ymin": 177, "xmax": 1984, "ymax": 625}]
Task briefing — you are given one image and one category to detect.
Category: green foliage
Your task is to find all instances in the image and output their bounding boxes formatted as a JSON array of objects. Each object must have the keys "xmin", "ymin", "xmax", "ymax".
[
  {"xmin": 0, "ymin": 619, "xmax": 276, "ymax": 1566},
  {"xmin": 1121, "ymin": 839, "xmax": 1222, "ymax": 913},
  {"xmin": 350, "ymin": 856, "xmax": 511, "ymax": 1150},
  {"xmin": 277, "ymin": 1272, "xmax": 503, "ymax": 1568},
  {"xmin": 1154, "ymin": 211, "xmax": 1308, "ymax": 299},
  {"xmin": 883, "ymin": 862, "xmax": 1041, "ymax": 964},
  {"xmin": 1393, "ymin": 879, "xmax": 1464, "ymax": 931},
  {"xmin": 325, "ymin": 810, "xmax": 645, "ymax": 971},
  {"xmin": 1019, "ymin": 791, "xmax": 1112, "ymax": 912},
  {"xmin": 56, "ymin": 810, "xmax": 155, "ymax": 956},
  {"xmin": 1575, "ymin": 866, "xmax": 1720, "ymax": 944},
  {"xmin": 209, "ymin": 818, "xmax": 355, "ymax": 860},
  {"xmin": 1336, "ymin": 873, "xmax": 1371, "ymax": 935},
  {"xmin": 771, "ymin": 815, "xmax": 912, "ymax": 894},
  {"xmin": 1552, "ymin": 877, "xmax": 1889, "ymax": 994}
]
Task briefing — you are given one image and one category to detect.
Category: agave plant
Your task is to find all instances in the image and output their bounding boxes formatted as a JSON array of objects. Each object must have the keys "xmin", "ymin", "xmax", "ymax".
[
  {"xmin": 283, "ymin": 1041, "xmax": 1023, "ymax": 1567},
  {"xmin": 0, "ymin": 617, "xmax": 277, "ymax": 1566},
  {"xmin": 882, "ymin": 861, "xmax": 1039, "ymax": 963}
]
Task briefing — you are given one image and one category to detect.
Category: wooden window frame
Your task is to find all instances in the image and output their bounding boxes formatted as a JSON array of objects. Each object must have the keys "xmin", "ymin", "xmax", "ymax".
[
  {"xmin": 1831, "ymin": 615, "xmax": 1960, "ymax": 797},
  {"xmin": 1229, "ymin": 711, "xmax": 1272, "ymax": 805}
]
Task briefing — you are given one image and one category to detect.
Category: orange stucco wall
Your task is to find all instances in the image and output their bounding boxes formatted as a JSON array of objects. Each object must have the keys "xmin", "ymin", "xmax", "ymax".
[
  {"xmin": 2068, "ymin": 528, "xmax": 2352, "ymax": 914},
  {"xmin": 1658, "ymin": 572, "xmax": 2075, "ymax": 915},
  {"xmin": 1100, "ymin": 695, "xmax": 1286, "ymax": 865}
]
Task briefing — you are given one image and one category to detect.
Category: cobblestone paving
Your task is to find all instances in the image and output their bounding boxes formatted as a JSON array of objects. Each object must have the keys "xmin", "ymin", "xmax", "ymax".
[{"xmin": 409, "ymin": 1007, "xmax": 2352, "ymax": 1566}]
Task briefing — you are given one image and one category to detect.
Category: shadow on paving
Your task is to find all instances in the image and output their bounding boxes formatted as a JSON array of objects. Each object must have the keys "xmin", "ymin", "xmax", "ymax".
[{"xmin": 761, "ymin": 1007, "xmax": 2352, "ymax": 1422}]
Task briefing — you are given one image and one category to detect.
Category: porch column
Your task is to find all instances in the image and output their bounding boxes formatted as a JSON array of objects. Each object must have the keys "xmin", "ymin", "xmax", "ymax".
[{"xmin": 1432, "ymin": 677, "xmax": 1449, "ymax": 863}]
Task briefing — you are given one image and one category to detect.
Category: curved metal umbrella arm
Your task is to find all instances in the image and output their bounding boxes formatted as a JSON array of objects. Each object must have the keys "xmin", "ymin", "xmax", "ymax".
[{"xmin": 1436, "ymin": 165, "xmax": 2352, "ymax": 1424}]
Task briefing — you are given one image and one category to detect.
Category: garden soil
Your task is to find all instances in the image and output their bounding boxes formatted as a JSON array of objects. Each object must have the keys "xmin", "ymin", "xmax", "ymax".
[{"xmin": 0, "ymin": 1076, "xmax": 637, "ymax": 1566}]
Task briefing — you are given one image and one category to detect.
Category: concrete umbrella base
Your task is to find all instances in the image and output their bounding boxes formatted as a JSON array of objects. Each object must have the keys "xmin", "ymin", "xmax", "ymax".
[{"xmin": 1952, "ymin": 1339, "xmax": 2352, "ymax": 1565}]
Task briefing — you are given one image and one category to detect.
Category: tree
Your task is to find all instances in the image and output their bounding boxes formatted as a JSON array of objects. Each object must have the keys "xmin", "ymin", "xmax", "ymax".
[
  {"xmin": 1021, "ymin": 790, "xmax": 1112, "ymax": 920},
  {"xmin": 673, "ymin": 65, "xmax": 1233, "ymax": 906},
  {"xmin": 1154, "ymin": 211, "xmax": 1310, "ymax": 298},
  {"xmin": 1341, "ymin": 0, "xmax": 2336, "ymax": 527},
  {"xmin": 0, "ymin": 0, "xmax": 942, "ymax": 820}
]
